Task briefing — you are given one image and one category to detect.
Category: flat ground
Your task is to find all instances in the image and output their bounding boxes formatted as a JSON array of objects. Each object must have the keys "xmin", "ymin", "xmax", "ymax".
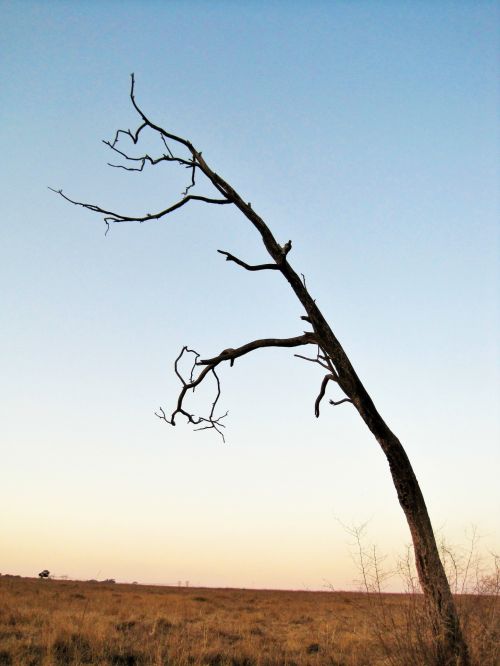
[{"xmin": 0, "ymin": 576, "xmax": 497, "ymax": 665}]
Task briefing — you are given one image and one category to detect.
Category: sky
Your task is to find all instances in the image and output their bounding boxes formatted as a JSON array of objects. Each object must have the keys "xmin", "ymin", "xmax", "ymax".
[{"xmin": 1, "ymin": 1, "xmax": 498, "ymax": 591}]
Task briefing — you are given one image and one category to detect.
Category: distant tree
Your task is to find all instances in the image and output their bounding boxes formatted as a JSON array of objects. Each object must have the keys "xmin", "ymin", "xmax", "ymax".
[
  {"xmin": 54, "ymin": 75, "xmax": 470, "ymax": 665},
  {"xmin": 38, "ymin": 569, "xmax": 50, "ymax": 579}
]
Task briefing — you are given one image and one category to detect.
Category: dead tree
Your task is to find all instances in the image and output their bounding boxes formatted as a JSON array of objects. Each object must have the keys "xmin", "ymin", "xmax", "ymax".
[{"xmin": 53, "ymin": 75, "xmax": 470, "ymax": 665}]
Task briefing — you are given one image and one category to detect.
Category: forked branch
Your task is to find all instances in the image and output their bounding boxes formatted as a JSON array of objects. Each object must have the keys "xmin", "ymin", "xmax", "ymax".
[{"xmin": 156, "ymin": 333, "xmax": 317, "ymax": 440}]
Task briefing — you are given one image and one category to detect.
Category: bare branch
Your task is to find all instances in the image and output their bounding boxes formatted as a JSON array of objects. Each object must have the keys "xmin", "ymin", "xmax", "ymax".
[
  {"xmin": 185, "ymin": 347, "xmax": 201, "ymax": 383},
  {"xmin": 155, "ymin": 346, "xmax": 226, "ymax": 437},
  {"xmin": 154, "ymin": 333, "xmax": 317, "ymax": 440},
  {"xmin": 161, "ymin": 135, "xmax": 175, "ymax": 158},
  {"xmin": 208, "ymin": 367, "xmax": 222, "ymax": 420},
  {"xmin": 197, "ymin": 333, "xmax": 317, "ymax": 366},
  {"xmin": 294, "ymin": 344, "xmax": 336, "ymax": 374},
  {"xmin": 294, "ymin": 353, "xmax": 330, "ymax": 371},
  {"xmin": 317, "ymin": 345, "xmax": 340, "ymax": 380},
  {"xmin": 192, "ymin": 367, "xmax": 229, "ymax": 442},
  {"xmin": 172, "ymin": 346, "xmax": 199, "ymax": 386},
  {"xmin": 193, "ymin": 415, "xmax": 228, "ymax": 441},
  {"xmin": 217, "ymin": 249, "xmax": 279, "ymax": 272},
  {"xmin": 315, "ymin": 374, "xmax": 336, "ymax": 417},
  {"xmin": 53, "ymin": 73, "xmax": 288, "ymax": 264},
  {"xmin": 294, "ymin": 345, "xmax": 348, "ymax": 416},
  {"xmin": 52, "ymin": 74, "xmax": 230, "ymax": 226},
  {"xmin": 103, "ymin": 139, "xmax": 195, "ymax": 172},
  {"xmin": 182, "ymin": 162, "xmax": 197, "ymax": 197},
  {"xmin": 129, "ymin": 73, "xmax": 194, "ymax": 152},
  {"xmin": 109, "ymin": 121, "xmax": 148, "ymax": 147},
  {"xmin": 49, "ymin": 188, "xmax": 230, "ymax": 226}
]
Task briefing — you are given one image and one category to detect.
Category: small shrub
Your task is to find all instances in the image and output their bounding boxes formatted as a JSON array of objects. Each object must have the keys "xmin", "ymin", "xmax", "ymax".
[
  {"xmin": 52, "ymin": 634, "xmax": 93, "ymax": 665},
  {"xmin": 306, "ymin": 642, "xmax": 320, "ymax": 654}
]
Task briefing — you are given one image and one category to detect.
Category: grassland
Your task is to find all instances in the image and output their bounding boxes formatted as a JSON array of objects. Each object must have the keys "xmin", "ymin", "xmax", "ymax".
[{"xmin": 0, "ymin": 575, "xmax": 497, "ymax": 665}]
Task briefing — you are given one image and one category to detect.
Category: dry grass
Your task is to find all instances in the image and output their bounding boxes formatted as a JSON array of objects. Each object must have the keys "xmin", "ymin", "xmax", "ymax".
[{"xmin": 0, "ymin": 575, "xmax": 497, "ymax": 665}]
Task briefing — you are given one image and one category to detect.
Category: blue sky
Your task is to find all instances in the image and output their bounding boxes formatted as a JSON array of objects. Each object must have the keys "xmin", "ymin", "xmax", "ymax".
[{"xmin": 1, "ymin": 1, "xmax": 498, "ymax": 589}]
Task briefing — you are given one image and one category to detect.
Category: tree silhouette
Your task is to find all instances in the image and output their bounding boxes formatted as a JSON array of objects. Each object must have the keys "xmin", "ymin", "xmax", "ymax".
[{"xmin": 53, "ymin": 75, "xmax": 470, "ymax": 665}]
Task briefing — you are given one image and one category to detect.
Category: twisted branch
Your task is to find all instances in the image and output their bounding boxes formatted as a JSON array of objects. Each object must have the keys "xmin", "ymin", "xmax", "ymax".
[{"xmin": 155, "ymin": 333, "xmax": 317, "ymax": 440}]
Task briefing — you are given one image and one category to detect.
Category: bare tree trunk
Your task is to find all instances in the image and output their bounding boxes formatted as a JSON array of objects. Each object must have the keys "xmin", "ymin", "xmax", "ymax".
[
  {"xmin": 218, "ymin": 178, "xmax": 471, "ymax": 666},
  {"xmin": 279, "ymin": 259, "xmax": 471, "ymax": 666}
]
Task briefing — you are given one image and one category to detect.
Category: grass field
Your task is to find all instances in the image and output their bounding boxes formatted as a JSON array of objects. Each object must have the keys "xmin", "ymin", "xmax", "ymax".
[{"xmin": 0, "ymin": 575, "xmax": 498, "ymax": 665}]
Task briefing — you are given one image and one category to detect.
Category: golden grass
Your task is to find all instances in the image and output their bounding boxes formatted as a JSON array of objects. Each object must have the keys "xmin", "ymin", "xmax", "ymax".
[{"xmin": 0, "ymin": 576, "xmax": 497, "ymax": 665}]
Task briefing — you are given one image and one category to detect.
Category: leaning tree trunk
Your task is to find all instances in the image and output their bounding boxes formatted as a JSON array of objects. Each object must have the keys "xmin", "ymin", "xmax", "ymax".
[
  {"xmin": 219, "ymin": 179, "xmax": 471, "ymax": 666},
  {"xmin": 282, "ymin": 257, "xmax": 470, "ymax": 666}
]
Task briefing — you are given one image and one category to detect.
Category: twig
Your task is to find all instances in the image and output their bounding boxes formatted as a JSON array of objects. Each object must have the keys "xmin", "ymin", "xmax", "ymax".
[
  {"xmin": 294, "ymin": 353, "xmax": 330, "ymax": 371},
  {"xmin": 329, "ymin": 398, "xmax": 353, "ymax": 407}
]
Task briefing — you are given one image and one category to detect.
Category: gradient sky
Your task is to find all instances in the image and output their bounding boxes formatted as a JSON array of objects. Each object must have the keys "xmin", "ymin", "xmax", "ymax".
[{"xmin": 1, "ymin": 1, "xmax": 498, "ymax": 591}]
